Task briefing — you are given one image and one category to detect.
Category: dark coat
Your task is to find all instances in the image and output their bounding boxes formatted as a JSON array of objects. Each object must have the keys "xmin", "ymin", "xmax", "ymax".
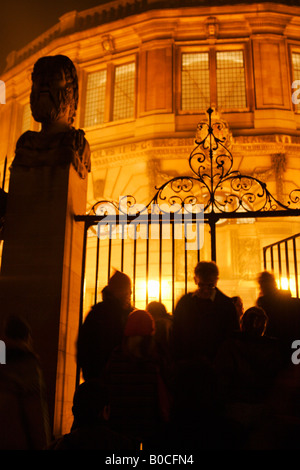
[
  {"xmin": 105, "ymin": 345, "xmax": 169, "ymax": 443},
  {"xmin": 257, "ymin": 290, "xmax": 300, "ymax": 362},
  {"xmin": 214, "ymin": 331, "xmax": 283, "ymax": 404},
  {"xmin": 48, "ymin": 422, "xmax": 138, "ymax": 450},
  {"xmin": 171, "ymin": 288, "xmax": 239, "ymax": 363},
  {"xmin": 0, "ymin": 340, "xmax": 50, "ymax": 449},
  {"xmin": 77, "ymin": 287, "xmax": 133, "ymax": 380}
]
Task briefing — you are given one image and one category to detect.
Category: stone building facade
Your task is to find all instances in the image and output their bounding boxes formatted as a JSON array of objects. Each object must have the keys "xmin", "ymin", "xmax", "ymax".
[{"xmin": 1, "ymin": 0, "xmax": 300, "ymax": 316}]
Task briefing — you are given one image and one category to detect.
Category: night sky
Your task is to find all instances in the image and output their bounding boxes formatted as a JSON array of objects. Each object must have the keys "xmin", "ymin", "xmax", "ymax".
[{"xmin": 0, "ymin": 0, "xmax": 108, "ymax": 74}]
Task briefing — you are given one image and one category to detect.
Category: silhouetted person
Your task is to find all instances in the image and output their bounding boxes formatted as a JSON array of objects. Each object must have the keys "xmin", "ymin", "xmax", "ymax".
[
  {"xmin": 231, "ymin": 295, "xmax": 244, "ymax": 325},
  {"xmin": 48, "ymin": 379, "xmax": 138, "ymax": 450},
  {"xmin": 146, "ymin": 301, "xmax": 173, "ymax": 373},
  {"xmin": 105, "ymin": 309, "xmax": 171, "ymax": 447},
  {"xmin": 256, "ymin": 271, "xmax": 300, "ymax": 363},
  {"xmin": 146, "ymin": 301, "xmax": 172, "ymax": 348},
  {"xmin": 0, "ymin": 315, "xmax": 51, "ymax": 449},
  {"xmin": 172, "ymin": 261, "xmax": 239, "ymax": 364},
  {"xmin": 214, "ymin": 307, "xmax": 283, "ymax": 438},
  {"xmin": 77, "ymin": 270, "xmax": 134, "ymax": 380},
  {"xmin": 165, "ymin": 355, "xmax": 243, "ymax": 450}
]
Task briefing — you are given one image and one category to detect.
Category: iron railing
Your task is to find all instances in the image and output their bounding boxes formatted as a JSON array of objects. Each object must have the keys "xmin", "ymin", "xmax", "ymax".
[{"xmin": 263, "ymin": 233, "xmax": 300, "ymax": 298}]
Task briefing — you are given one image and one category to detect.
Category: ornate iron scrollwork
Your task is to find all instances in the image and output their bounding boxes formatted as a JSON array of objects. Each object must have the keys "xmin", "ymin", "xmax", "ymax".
[{"xmin": 89, "ymin": 107, "xmax": 300, "ymax": 218}]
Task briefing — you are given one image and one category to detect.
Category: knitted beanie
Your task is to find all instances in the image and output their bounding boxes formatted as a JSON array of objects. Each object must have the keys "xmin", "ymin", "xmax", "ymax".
[
  {"xmin": 107, "ymin": 270, "xmax": 131, "ymax": 294},
  {"xmin": 124, "ymin": 309, "xmax": 155, "ymax": 337}
]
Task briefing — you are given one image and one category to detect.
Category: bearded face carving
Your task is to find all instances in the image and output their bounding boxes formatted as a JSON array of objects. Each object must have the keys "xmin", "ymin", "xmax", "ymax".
[{"xmin": 30, "ymin": 55, "xmax": 78, "ymax": 126}]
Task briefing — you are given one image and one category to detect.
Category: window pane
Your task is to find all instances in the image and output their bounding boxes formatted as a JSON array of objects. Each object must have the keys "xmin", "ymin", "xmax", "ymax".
[
  {"xmin": 113, "ymin": 63, "xmax": 135, "ymax": 121},
  {"xmin": 216, "ymin": 50, "xmax": 247, "ymax": 109},
  {"xmin": 181, "ymin": 53, "xmax": 210, "ymax": 111},
  {"xmin": 84, "ymin": 70, "xmax": 107, "ymax": 127},
  {"xmin": 292, "ymin": 52, "xmax": 300, "ymax": 112}
]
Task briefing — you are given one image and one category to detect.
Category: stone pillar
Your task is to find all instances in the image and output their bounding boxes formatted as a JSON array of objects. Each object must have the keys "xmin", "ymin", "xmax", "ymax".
[
  {"xmin": 0, "ymin": 161, "xmax": 88, "ymax": 436},
  {"xmin": 0, "ymin": 54, "xmax": 90, "ymax": 438}
]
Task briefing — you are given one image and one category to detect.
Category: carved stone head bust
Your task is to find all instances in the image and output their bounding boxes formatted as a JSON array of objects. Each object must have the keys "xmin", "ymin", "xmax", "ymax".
[
  {"xmin": 30, "ymin": 54, "xmax": 78, "ymax": 127},
  {"xmin": 13, "ymin": 55, "xmax": 90, "ymax": 178}
]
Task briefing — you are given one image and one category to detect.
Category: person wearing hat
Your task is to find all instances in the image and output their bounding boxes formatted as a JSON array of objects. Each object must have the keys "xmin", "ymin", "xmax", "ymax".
[
  {"xmin": 105, "ymin": 309, "xmax": 170, "ymax": 446},
  {"xmin": 122, "ymin": 308, "xmax": 156, "ymax": 359},
  {"xmin": 77, "ymin": 270, "xmax": 134, "ymax": 381}
]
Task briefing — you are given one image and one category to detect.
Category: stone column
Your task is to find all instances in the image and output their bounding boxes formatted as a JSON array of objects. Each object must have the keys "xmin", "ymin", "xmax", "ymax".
[
  {"xmin": 0, "ymin": 54, "xmax": 90, "ymax": 437},
  {"xmin": 0, "ymin": 162, "xmax": 88, "ymax": 435}
]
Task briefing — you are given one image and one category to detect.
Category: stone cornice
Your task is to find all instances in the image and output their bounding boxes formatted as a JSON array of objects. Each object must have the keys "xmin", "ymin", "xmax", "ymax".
[
  {"xmin": 245, "ymin": 11, "xmax": 292, "ymax": 35},
  {"xmin": 3, "ymin": 1, "xmax": 300, "ymax": 74},
  {"xmin": 89, "ymin": 134, "xmax": 300, "ymax": 171}
]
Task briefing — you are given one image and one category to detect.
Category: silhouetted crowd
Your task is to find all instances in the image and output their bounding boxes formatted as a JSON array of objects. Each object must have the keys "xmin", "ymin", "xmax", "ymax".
[{"xmin": 1, "ymin": 262, "xmax": 300, "ymax": 450}]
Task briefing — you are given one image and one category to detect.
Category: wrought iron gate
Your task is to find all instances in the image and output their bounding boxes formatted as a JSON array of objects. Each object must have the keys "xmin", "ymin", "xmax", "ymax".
[
  {"xmin": 75, "ymin": 108, "xmax": 300, "ymax": 323},
  {"xmin": 76, "ymin": 209, "xmax": 206, "ymax": 318}
]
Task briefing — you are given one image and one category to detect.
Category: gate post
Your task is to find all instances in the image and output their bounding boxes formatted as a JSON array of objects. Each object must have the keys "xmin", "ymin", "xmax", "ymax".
[
  {"xmin": 0, "ymin": 55, "xmax": 90, "ymax": 438},
  {"xmin": 0, "ymin": 163, "xmax": 88, "ymax": 437}
]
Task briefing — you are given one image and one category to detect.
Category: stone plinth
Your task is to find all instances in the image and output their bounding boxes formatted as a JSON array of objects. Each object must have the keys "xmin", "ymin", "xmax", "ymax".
[{"xmin": 0, "ymin": 162, "xmax": 87, "ymax": 436}]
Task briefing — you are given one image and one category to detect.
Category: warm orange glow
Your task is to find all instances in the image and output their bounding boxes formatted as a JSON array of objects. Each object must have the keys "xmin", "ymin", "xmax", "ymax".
[
  {"xmin": 135, "ymin": 278, "xmax": 173, "ymax": 312},
  {"xmin": 148, "ymin": 280, "xmax": 160, "ymax": 299},
  {"xmin": 277, "ymin": 277, "xmax": 296, "ymax": 296}
]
